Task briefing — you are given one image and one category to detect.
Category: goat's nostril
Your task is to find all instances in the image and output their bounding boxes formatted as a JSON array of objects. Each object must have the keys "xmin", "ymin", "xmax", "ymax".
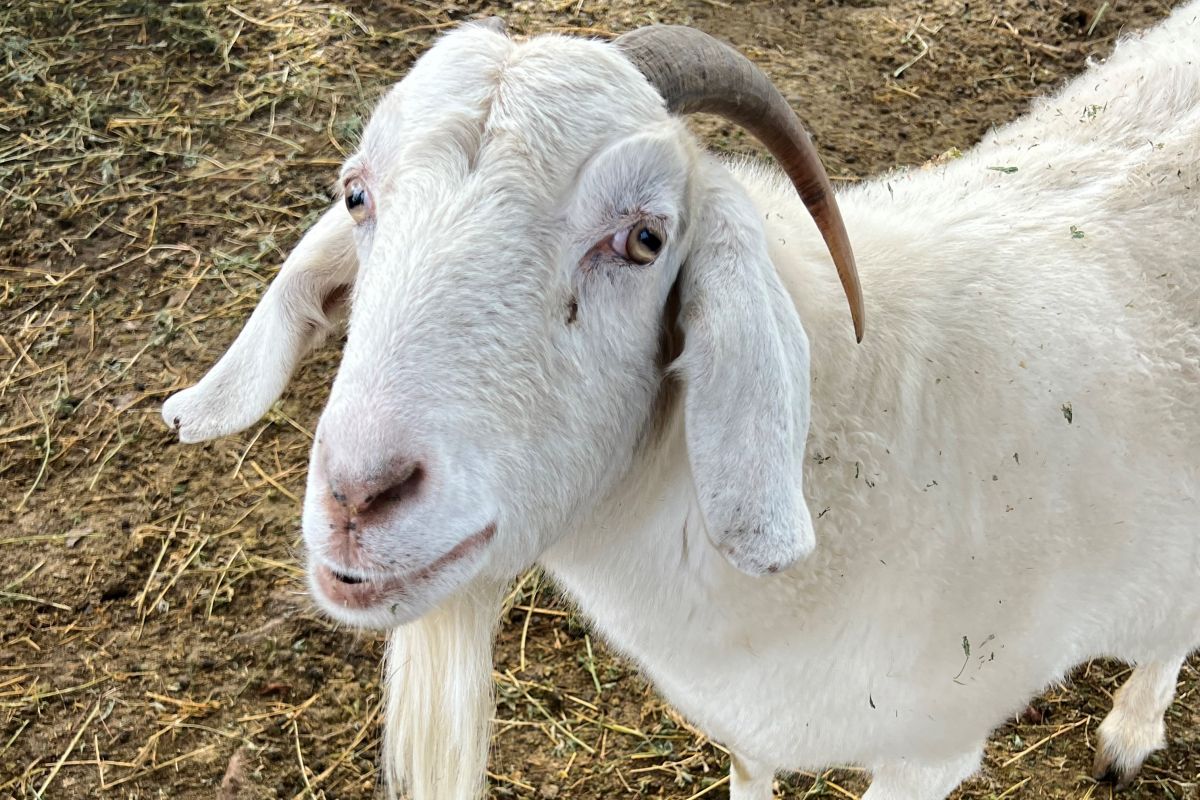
[
  {"xmin": 325, "ymin": 461, "xmax": 426, "ymax": 522},
  {"xmin": 356, "ymin": 463, "xmax": 425, "ymax": 517},
  {"xmin": 378, "ymin": 464, "xmax": 425, "ymax": 507}
]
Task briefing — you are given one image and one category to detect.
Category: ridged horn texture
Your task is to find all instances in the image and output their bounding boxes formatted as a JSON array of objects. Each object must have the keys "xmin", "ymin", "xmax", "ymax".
[{"xmin": 615, "ymin": 25, "xmax": 865, "ymax": 342}]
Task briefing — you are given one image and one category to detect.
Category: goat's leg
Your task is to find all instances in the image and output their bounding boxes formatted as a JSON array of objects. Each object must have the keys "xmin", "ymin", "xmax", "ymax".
[
  {"xmin": 1092, "ymin": 656, "xmax": 1185, "ymax": 788},
  {"xmin": 861, "ymin": 747, "xmax": 982, "ymax": 800},
  {"xmin": 729, "ymin": 753, "xmax": 774, "ymax": 800}
]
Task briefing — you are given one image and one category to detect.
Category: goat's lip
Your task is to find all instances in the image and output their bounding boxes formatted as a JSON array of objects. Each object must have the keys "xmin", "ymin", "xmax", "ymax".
[{"xmin": 312, "ymin": 523, "xmax": 496, "ymax": 611}]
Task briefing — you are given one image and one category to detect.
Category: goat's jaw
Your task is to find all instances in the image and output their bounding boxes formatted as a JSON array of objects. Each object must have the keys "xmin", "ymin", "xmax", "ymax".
[{"xmin": 307, "ymin": 523, "xmax": 497, "ymax": 628}]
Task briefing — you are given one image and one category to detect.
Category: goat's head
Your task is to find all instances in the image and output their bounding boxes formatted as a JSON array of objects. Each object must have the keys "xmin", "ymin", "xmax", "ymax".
[{"xmin": 162, "ymin": 20, "xmax": 863, "ymax": 628}]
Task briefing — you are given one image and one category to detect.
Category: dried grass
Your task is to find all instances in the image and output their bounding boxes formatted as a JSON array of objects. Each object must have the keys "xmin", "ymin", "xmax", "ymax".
[{"xmin": 1, "ymin": 0, "xmax": 1193, "ymax": 797}]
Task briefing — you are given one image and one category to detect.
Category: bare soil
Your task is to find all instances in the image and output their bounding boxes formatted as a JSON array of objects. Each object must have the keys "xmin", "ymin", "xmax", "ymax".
[{"xmin": 1, "ymin": 1, "xmax": 1195, "ymax": 798}]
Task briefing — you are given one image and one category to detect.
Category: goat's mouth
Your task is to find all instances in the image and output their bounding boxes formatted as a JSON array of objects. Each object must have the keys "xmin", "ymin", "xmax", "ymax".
[{"xmin": 311, "ymin": 523, "xmax": 497, "ymax": 613}]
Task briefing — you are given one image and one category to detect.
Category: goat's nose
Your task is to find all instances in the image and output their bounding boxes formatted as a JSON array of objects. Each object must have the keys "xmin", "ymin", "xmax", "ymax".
[{"xmin": 325, "ymin": 460, "xmax": 426, "ymax": 527}]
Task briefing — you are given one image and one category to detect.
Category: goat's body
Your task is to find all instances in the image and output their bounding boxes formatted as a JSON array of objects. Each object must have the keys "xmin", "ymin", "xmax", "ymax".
[
  {"xmin": 164, "ymin": 3, "xmax": 1200, "ymax": 794},
  {"xmin": 543, "ymin": 8, "xmax": 1200, "ymax": 779}
]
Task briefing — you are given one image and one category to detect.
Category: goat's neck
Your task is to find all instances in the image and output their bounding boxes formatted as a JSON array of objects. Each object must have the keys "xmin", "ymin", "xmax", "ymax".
[
  {"xmin": 538, "ymin": 408, "xmax": 727, "ymax": 630},
  {"xmin": 537, "ymin": 176, "xmax": 926, "ymax": 635},
  {"xmin": 539, "ymin": 298, "xmax": 854, "ymax": 637}
]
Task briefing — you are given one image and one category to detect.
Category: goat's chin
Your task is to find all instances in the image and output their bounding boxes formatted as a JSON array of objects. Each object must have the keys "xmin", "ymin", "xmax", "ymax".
[
  {"xmin": 307, "ymin": 525, "xmax": 497, "ymax": 629},
  {"xmin": 309, "ymin": 583, "xmax": 417, "ymax": 629}
]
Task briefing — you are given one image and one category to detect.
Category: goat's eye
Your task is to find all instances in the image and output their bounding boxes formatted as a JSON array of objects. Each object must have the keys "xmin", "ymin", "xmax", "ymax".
[
  {"xmin": 614, "ymin": 221, "xmax": 665, "ymax": 265},
  {"xmin": 344, "ymin": 178, "xmax": 371, "ymax": 223}
]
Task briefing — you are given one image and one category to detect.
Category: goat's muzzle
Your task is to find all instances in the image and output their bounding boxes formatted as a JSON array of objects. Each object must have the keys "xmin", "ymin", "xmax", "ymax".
[{"xmin": 312, "ymin": 521, "xmax": 497, "ymax": 612}]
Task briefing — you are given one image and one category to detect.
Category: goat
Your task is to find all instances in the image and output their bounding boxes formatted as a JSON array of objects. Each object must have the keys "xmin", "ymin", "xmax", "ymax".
[{"xmin": 162, "ymin": 6, "xmax": 1200, "ymax": 798}]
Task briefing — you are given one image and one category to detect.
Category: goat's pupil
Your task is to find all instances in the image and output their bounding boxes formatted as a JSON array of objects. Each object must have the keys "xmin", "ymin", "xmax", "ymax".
[
  {"xmin": 638, "ymin": 228, "xmax": 662, "ymax": 253},
  {"xmin": 346, "ymin": 188, "xmax": 365, "ymax": 209}
]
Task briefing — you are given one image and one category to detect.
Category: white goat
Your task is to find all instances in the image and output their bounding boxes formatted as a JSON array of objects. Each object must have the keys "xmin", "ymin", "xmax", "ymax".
[{"xmin": 163, "ymin": 5, "xmax": 1200, "ymax": 799}]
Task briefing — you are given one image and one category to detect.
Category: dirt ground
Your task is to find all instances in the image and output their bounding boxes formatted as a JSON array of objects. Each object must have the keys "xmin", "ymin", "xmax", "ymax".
[{"xmin": 1, "ymin": 0, "xmax": 1195, "ymax": 798}]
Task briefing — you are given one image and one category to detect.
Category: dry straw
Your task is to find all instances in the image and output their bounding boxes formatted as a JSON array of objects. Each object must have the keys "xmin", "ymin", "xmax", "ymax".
[{"xmin": 0, "ymin": 0, "xmax": 1192, "ymax": 798}]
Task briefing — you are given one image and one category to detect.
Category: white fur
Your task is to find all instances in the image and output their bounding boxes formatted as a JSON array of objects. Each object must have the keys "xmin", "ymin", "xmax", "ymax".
[
  {"xmin": 162, "ymin": 204, "xmax": 356, "ymax": 443},
  {"xmin": 164, "ymin": 7, "xmax": 1200, "ymax": 799},
  {"xmin": 382, "ymin": 581, "xmax": 506, "ymax": 800},
  {"xmin": 1093, "ymin": 658, "xmax": 1184, "ymax": 785}
]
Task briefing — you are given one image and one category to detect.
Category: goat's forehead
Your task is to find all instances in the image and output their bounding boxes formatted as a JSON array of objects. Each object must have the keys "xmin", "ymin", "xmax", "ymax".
[{"xmin": 359, "ymin": 30, "xmax": 668, "ymax": 194}]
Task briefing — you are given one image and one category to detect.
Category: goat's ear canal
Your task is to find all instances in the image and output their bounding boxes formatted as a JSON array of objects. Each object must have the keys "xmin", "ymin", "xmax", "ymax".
[
  {"xmin": 162, "ymin": 204, "xmax": 357, "ymax": 443},
  {"xmin": 676, "ymin": 175, "xmax": 816, "ymax": 576}
]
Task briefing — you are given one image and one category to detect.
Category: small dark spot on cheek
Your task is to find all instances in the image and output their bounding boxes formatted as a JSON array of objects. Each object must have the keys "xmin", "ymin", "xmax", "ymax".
[{"xmin": 566, "ymin": 297, "xmax": 579, "ymax": 325}]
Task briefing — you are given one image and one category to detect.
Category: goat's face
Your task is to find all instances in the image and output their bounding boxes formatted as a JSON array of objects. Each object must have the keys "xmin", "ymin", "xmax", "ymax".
[
  {"xmin": 311, "ymin": 28, "xmax": 697, "ymax": 626},
  {"xmin": 164, "ymin": 23, "xmax": 828, "ymax": 628}
]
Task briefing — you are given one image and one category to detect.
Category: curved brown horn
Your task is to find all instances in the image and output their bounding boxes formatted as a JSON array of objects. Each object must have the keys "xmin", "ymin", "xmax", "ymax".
[{"xmin": 615, "ymin": 25, "xmax": 864, "ymax": 342}]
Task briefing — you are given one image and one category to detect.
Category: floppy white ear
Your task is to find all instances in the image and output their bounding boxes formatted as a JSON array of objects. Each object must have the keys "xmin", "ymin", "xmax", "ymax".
[
  {"xmin": 162, "ymin": 204, "xmax": 357, "ymax": 443},
  {"xmin": 676, "ymin": 167, "xmax": 815, "ymax": 576}
]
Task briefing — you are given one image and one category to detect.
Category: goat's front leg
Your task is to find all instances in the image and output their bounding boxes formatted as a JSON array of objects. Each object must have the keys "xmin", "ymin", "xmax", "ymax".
[
  {"xmin": 862, "ymin": 747, "xmax": 983, "ymax": 800},
  {"xmin": 1093, "ymin": 656, "xmax": 1186, "ymax": 787},
  {"xmin": 730, "ymin": 753, "xmax": 774, "ymax": 800}
]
